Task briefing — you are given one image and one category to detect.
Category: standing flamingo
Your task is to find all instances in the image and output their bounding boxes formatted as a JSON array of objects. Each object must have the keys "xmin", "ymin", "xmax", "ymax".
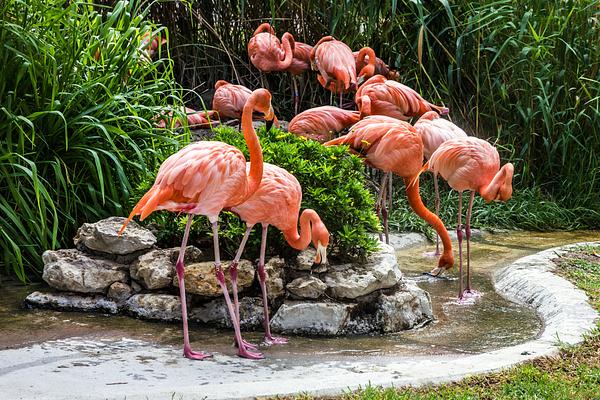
[
  {"xmin": 247, "ymin": 23, "xmax": 295, "ymax": 73},
  {"xmin": 212, "ymin": 80, "xmax": 253, "ymax": 120},
  {"xmin": 310, "ymin": 36, "xmax": 357, "ymax": 106},
  {"xmin": 324, "ymin": 115, "xmax": 454, "ymax": 273},
  {"xmin": 288, "ymin": 106, "xmax": 361, "ymax": 143},
  {"xmin": 413, "ymin": 137, "xmax": 513, "ymax": 298},
  {"xmin": 413, "ymin": 111, "xmax": 467, "ymax": 254},
  {"xmin": 156, "ymin": 107, "xmax": 219, "ymax": 129},
  {"xmin": 356, "ymin": 75, "xmax": 448, "ymax": 120},
  {"xmin": 228, "ymin": 163, "xmax": 329, "ymax": 346},
  {"xmin": 353, "ymin": 49, "xmax": 398, "ymax": 81},
  {"xmin": 119, "ymin": 89, "xmax": 277, "ymax": 360}
]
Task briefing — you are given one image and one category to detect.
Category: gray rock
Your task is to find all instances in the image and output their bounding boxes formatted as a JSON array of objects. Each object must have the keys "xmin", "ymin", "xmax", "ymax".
[
  {"xmin": 131, "ymin": 280, "xmax": 143, "ymax": 293},
  {"xmin": 125, "ymin": 294, "xmax": 181, "ymax": 321},
  {"xmin": 42, "ymin": 249, "xmax": 128, "ymax": 293},
  {"xmin": 387, "ymin": 232, "xmax": 428, "ymax": 250},
  {"xmin": 294, "ymin": 248, "xmax": 316, "ymax": 271},
  {"xmin": 323, "ymin": 243, "xmax": 402, "ymax": 299},
  {"xmin": 107, "ymin": 282, "xmax": 134, "ymax": 302},
  {"xmin": 271, "ymin": 301, "xmax": 354, "ymax": 335},
  {"xmin": 286, "ymin": 276, "xmax": 327, "ymax": 299},
  {"xmin": 190, "ymin": 297, "xmax": 264, "ymax": 329},
  {"xmin": 264, "ymin": 257, "xmax": 285, "ymax": 301},
  {"xmin": 25, "ymin": 291, "xmax": 119, "ymax": 314},
  {"xmin": 173, "ymin": 260, "xmax": 255, "ymax": 297},
  {"xmin": 376, "ymin": 283, "xmax": 433, "ymax": 332},
  {"xmin": 74, "ymin": 217, "xmax": 156, "ymax": 255},
  {"xmin": 131, "ymin": 245, "xmax": 203, "ymax": 290}
]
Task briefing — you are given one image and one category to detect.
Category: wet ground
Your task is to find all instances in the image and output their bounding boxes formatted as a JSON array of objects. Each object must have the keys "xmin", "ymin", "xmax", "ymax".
[{"xmin": 1, "ymin": 230, "xmax": 597, "ymax": 360}]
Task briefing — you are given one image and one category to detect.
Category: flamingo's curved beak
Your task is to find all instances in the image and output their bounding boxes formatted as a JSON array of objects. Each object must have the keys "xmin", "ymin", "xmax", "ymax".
[
  {"xmin": 265, "ymin": 107, "xmax": 277, "ymax": 132},
  {"xmin": 314, "ymin": 241, "xmax": 328, "ymax": 265}
]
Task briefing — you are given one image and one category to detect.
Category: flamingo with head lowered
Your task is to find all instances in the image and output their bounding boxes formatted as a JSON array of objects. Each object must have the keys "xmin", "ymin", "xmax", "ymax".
[
  {"xmin": 325, "ymin": 115, "xmax": 454, "ymax": 274},
  {"xmin": 288, "ymin": 106, "xmax": 362, "ymax": 143},
  {"xmin": 413, "ymin": 111, "xmax": 468, "ymax": 255},
  {"xmin": 412, "ymin": 136, "xmax": 513, "ymax": 298},
  {"xmin": 119, "ymin": 88, "xmax": 277, "ymax": 360},
  {"xmin": 227, "ymin": 163, "xmax": 330, "ymax": 347}
]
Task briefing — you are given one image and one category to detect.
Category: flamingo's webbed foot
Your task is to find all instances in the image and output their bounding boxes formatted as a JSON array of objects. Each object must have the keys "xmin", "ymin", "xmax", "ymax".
[
  {"xmin": 183, "ymin": 346, "xmax": 212, "ymax": 360},
  {"xmin": 263, "ymin": 335, "xmax": 288, "ymax": 346}
]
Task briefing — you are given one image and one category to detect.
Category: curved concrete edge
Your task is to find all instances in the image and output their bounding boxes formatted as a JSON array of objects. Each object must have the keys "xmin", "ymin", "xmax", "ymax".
[{"xmin": 494, "ymin": 241, "xmax": 599, "ymax": 346}]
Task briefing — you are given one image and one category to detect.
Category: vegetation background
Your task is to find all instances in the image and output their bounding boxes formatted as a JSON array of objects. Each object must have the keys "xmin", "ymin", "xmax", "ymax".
[{"xmin": 1, "ymin": 0, "xmax": 599, "ymax": 281}]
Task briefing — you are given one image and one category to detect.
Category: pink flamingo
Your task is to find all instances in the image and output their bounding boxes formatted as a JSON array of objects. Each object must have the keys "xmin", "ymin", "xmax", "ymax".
[
  {"xmin": 353, "ymin": 48, "xmax": 398, "ymax": 81},
  {"xmin": 310, "ymin": 36, "xmax": 357, "ymax": 106},
  {"xmin": 356, "ymin": 75, "xmax": 448, "ymax": 120},
  {"xmin": 414, "ymin": 136, "xmax": 514, "ymax": 297},
  {"xmin": 119, "ymin": 88, "xmax": 277, "ymax": 360},
  {"xmin": 288, "ymin": 106, "xmax": 361, "ymax": 143},
  {"xmin": 212, "ymin": 80, "xmax": 253, "ymax": 120},
  {"xmin": 413, "ymin": 111, "xmax": 467, "ymax": 254},
  {"xmin": 325, "ymin": 115, "xmax": 454, "ymax": 273},
  {"xmin": 286, "ymin": 41, "xmax": 314, "ymax": 114},
  {"xmin": 228, "ymin": 163, "xmax": 329, "ymax": 346}
]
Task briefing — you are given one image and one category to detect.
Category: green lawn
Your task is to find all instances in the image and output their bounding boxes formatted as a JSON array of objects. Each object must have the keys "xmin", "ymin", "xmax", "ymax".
[{"xmin": 297, "ymin": 245, "xmax": 600, "ymax": 400}]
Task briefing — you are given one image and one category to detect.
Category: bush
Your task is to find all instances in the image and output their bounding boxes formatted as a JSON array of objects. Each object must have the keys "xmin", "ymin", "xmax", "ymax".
[
  {"xmin": 0, "ymin": 0, "xmax": 188, "ymax": 281},
  {"xmin": 133, "ymin": 126, "xmax": 381, "ymax": 262}
]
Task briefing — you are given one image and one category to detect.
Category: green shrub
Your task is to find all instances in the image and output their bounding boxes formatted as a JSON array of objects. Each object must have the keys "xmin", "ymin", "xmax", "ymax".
[
  {"xmin": 0, "ymin": 0, "xmax": 188, "ymax": 281},
  {"xmin": 133, "ymin": 126, "xmax": 380, "ymax": 262}
]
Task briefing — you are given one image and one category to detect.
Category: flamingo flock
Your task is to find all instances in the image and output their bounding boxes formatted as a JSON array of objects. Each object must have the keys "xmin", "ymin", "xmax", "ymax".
[{"xmin": 121, "ymin": 22, "xmax": 515, "ymax": 361}]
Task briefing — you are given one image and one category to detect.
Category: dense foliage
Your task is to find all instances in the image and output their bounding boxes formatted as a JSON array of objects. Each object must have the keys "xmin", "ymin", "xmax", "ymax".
[
  {"xmin": 0, "ymin": 0, "xmax": 187, "ymax": 280},
  {"xmin": 134, "ymin": 126, "xmax": 381, "ymax": 262},
  {"xmin": 137, "ymin": 0, "xmax": 599, "ymax": 215}
]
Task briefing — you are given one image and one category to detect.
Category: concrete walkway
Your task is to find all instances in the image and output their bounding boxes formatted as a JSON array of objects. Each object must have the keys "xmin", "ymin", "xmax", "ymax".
[{"xmin": 0, "ymin": 242, "xmax": 597, "ymax": 400}]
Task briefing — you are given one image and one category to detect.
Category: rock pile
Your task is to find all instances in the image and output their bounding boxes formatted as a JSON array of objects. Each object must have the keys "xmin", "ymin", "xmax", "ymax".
[{"xmin": 26, "ymin": 217, "xmax": 433, "ymax": 335}]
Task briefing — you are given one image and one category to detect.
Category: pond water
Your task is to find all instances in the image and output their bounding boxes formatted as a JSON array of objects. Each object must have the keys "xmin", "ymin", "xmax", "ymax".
[{"xmin": 1, "ymin": 230, "xmax": 597, "ymax": 361}]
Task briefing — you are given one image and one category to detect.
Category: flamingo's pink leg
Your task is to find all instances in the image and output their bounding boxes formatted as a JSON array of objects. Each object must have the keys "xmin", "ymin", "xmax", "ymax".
[
  {"xmin": 465, "ymin": 191, "xmax": 476, "ymax": 293},
  {"xmin": 375, "ymin": 173, "xmax": 389, "ymax": 242},
  {"xmin": 434, "ymin": 174, "xmax": 441, "ymax": 256},
  {"xmin": 230, "ymin": 225, "xmax": 258, "ymax": 351},
  {"xmin": 211, "ymin": 221, "xmax": 263, "ymax": 360},
  {"xmin": 176, "ymin": 215, "xmax": 212, "ymax": 360},
  {"xmin": 456, "ymin": 193, "xmax": 464, "ymax": 299},
  {"xmin": 257, "ymin": 225, "xmax": 288, "ymax": 345}
]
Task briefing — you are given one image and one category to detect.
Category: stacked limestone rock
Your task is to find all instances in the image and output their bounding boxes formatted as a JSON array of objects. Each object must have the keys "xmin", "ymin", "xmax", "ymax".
[{"xmin": 26, "ymin": 217, "xmax": 433, "ymax": 336}]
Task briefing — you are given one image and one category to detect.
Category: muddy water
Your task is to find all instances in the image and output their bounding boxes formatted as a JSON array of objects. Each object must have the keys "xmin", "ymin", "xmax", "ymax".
[{"xmin": 1, "ymin": 230, "xmax": 597, "ymax": 359}]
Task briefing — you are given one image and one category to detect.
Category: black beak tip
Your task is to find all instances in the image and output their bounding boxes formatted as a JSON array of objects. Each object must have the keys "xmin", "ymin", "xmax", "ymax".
[{"xmin": 265, "ymin": 119, "xmax": 274, "ymax": 132}]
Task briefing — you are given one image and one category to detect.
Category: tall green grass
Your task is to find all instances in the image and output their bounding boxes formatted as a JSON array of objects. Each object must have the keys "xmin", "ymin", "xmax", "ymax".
[
  {"xmin": 143, "ymin": 0, "xmax": 599, "ymax": 215},
  {"xmin": 0, "ymin": 0, "xmax": 188, "ymax": 281}
]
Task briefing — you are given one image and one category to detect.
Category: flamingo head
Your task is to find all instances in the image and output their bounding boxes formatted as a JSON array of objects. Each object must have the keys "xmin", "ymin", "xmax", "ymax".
[
  {"xmin": 428, "ymin": 252, "xmax": 455, "ymax": 277},
  {"xmin": 250, "ymin": 88, "xmax": 277, "ymax": 131},
  {"xmin": 310, "ymin": 212, "xmax": 330, "ymax": 265},
  {"xmin": 480, "ymin": 163, "xmax": 514, "ymax": 203}
]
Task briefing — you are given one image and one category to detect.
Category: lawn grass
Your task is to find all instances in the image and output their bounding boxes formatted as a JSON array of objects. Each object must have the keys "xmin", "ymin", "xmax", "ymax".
[{"xmin": 293, "ymin": 244, "xmax": 600, "ymax": 400}]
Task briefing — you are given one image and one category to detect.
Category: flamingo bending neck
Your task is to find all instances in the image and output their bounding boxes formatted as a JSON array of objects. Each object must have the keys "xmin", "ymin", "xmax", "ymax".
[{"xmin": 242, "ymin": 93, "xmax": 265, "ymax": 200}]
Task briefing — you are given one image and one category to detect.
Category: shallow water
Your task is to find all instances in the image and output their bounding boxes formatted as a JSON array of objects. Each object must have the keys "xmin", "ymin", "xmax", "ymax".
[{"xmin": 1, "ymin": 230, "xmax": 597, "ymax": 360}]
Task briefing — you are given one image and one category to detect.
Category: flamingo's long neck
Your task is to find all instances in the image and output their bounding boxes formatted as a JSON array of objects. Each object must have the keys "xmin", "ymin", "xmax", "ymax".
[
  {"xmin": 279, "ymin": 33, "xmax": 295, "ymax": 70},
  {"xmin": 357, "ymin": 47, "xmax": 376, "ymax": 79},
  {"xmin": 283, "ymin": 209, "xmax": 315, "ymax": 250},
  {"xmin": 359, "ymin": 95, "xmax": 372, "ymax": 118},
  {"xmin": 403, "ymin": 176, "xmax": 453, "ymax": 263},
  {"xmin": 242, "ymin": 97, "xmax": 264, "ymax": 200}
]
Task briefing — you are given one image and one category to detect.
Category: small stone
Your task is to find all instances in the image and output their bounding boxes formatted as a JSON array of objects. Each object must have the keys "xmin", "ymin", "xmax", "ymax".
[
  {"xmin": 125, "ymin": 294, "xmax": 181, "ymax": 321},
  {"xmin": 264, "ymin": 257, "xmax": 285, "ymax": 301},
  {"xmin": 376, "ymin": 283, "xmax": 433, "ymax": 332},
  {"xmin": 271, "ymin": 301, "xmax": 354, "ymax": 336},
  {"xmin": 295, "ymin": 248, "xmax": 316, "ymax": 271},
  {"xmin": 173, "ymin": 260, "xmax": 255, "ymax": 297},
  {"xmin": 286, "ymin": 276, "xmax": 327, "ymax": 299},
  {"xmin": 42, "ymin": 249, "xmax": 128, "ymax": 293},
  {"xmin": 131, "ymin": 246, "xmax": 203, "ymax": 290},
  {"xmin": 190, "ymin": 297, "xmax": 264, "ymax": 329},
  {"xmin": 323, "ymin": 243, "xmax": 402, "ymax": 299},
  {"xmin": 25, "ymin": 291, "xmax": 119, "ymax": 314},
  {"xmin": 74, "ymin": 217, "xmax": 156, "ymax": 255},
  {"xmin": 107, "ymin": 282, "xmax": 134, "ymax": 302},
  {"xmin": 131, "ymin": 280, "xmax": 143, "ymax": 293}
]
